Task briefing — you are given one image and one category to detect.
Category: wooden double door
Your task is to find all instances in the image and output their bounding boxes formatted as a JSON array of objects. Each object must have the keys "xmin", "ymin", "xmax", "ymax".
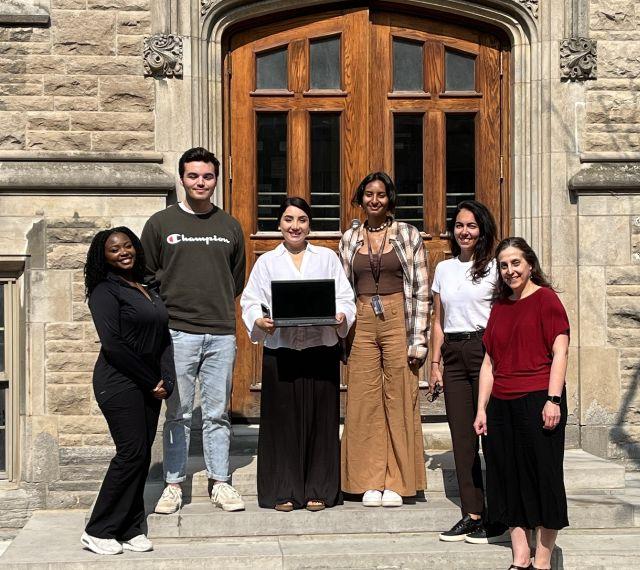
[{"xmin": 225, "ymin": 7, "xmax": 509, "ymax": 420}]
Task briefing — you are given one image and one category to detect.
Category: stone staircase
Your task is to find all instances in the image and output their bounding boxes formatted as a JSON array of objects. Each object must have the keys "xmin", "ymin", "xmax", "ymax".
[{"xmin": 3, "ymin": 424, "xmax": 640, "ymax": 568}]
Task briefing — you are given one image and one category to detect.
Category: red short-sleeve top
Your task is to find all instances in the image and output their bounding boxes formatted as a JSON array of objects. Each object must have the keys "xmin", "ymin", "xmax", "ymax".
[{"xmin": 483, "ymin": 287, "xmax": 570, "ymax": 400}]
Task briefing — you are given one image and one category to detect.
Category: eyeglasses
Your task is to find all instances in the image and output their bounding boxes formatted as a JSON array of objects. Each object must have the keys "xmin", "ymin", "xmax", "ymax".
[{"xmin": 426, "ymin": 382, "xmax": 443, "ymax": 403}]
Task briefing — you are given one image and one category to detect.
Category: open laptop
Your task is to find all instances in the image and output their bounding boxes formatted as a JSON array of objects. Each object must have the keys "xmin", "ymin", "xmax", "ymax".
[{"xmin": 271, "ymin": 279, "xmax": 338, "ymax": 327}]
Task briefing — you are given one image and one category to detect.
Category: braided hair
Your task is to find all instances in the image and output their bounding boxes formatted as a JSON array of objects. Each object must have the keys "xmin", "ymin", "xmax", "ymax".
[{"xmin": 84, "ymin": 226, "xmax": 147, "ymax": 298}]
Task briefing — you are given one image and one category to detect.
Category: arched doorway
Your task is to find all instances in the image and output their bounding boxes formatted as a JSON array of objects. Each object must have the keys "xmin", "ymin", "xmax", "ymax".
[{"xmin": 224, "ymin": 6, "xmax": 510, "ymax": 420}]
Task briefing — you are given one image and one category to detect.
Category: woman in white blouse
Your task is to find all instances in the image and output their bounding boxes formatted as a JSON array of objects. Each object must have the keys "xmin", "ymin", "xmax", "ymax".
[{"xmin": 240, "ymin": 197, "xmax": 356, "ymax": 512}]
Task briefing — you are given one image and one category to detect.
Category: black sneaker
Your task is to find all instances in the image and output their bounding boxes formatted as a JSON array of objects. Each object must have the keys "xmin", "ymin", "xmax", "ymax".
[
  {"xmin": 438, "ymin": 514, "xmax": 483, "ymax": 542},
  {"xmin": 464, "ymin": 522, "xmax": 510, "ymax": 544}
]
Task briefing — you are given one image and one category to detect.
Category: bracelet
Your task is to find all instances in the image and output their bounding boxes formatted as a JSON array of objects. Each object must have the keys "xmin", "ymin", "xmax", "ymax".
[{"xmin": 431, "ymin": 360, "xmax": 441, "ymax": 365}]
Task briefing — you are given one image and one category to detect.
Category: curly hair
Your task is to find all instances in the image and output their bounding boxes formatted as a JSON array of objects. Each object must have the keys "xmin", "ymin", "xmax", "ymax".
[
  {"xmin": 351, "ymin": 171, "xmax": 398, "ymax": 214},
  {"xmin": 493, "ymin": 236, "xmax": 554, "ymax": 300},
  {"xmin": 448, "ymin": 200, "xmax": 498, "ymax": 283},
  {"xmin": 84, "ymin": 226, "xmax": 146, "ymax": 298}
]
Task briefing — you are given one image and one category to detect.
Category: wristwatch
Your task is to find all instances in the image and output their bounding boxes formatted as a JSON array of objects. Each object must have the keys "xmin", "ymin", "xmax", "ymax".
[{"xmin": 546, "ymin": 394, "xmax": 562, "ymax": 405}]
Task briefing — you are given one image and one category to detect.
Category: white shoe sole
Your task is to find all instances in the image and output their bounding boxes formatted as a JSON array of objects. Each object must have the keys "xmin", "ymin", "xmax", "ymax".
[
  {"xmin": 154, "ymin": 504, "xmax": 181, "ymax": 514},
  {"xmin": 212, "ymin": 501, "xmax": 245, "ymax": 512},
  {"xmin": 122, "ymin": 542, "xmax": 153, "ymax": 552},
  {"xmin": 381, "ymin": 501, "xmax": 402, "ymax": 507},
  {"xmin": 80, "ymin": 535, "xmax": 122, "ymax": 555},
  {"xmin": 439, "ymin": 533, "xmax": 469, "ymax": 542},
  {"xmin": 464, "ymin": 532, "xmax": 511, "ymax": 545},
  {"xmin": 362, "ymin": 500, "xmax": 382, "ymax": 507}
]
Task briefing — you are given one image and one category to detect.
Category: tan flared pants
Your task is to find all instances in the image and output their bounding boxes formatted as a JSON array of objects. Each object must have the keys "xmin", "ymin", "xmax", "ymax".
[{"xmin": 341, "ymin": 293, "xmax": 426, "ymax": 496}]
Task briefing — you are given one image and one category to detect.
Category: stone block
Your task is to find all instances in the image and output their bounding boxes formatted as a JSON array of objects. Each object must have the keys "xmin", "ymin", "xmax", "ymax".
[
  {"xmin": 52, "ymin": 10, "xmax": 116, "ymax": 56},
  {"xmin": 578, "ymin": 215, "xmax": 631, "ymax": 266},
  {"xmin": 28, "ymin": 270, "xmax": 72, "ymax": 323},
  {"xmin": 47, "ymin": 243, "xmax": 89, "ymax": 269},
  {"xmin": 0, "ymin": 28, "xmax": 50, "ymax": 43},
  {"xmin": 47, "ymin": 216, "xmax": 111, "ymax": 229},
  {"xmin": 0, "ymin": 215, "xmax": 35, "ymax": 256},
  {"xmin": 0, "ymin": 77, "xmax": 43, "ymax": 96},
  {"xmin": 608, "ymin": 327, "xmax": 640, "ymax": 347},
  {"xmin": 46, "ymin": 491, "xmax": 97, "ymax": 509},
  {"xmin": 27, "ymin": 131, "xmax": 90, "ymax": 151},
  {"xmin": 600, "ymin": 41, "xmax": 640, "ymax": 79},
  {"xmin": 89, "ymin": 0, "xmax": 149, "ymax": 8},
  {"xmin": 0, "ymin": 42, "xmax": 51, "ymax": 56},
  {"xmin": 83, "ymin": 434, "xmax": 113, "ymax": 446},
  {"xmin": 579, "ymin": 266, "xmax": 607, "ymax": 346},
  {"xmin": 580, "ymin": 347, "xmax": 620, "ymax": 425},
  {"xmin": 117, "ymin": 34, "xmax": 143, "ymax": 57},
  {"xmin": 59, "ymin": 464, "xmax": 108, "ymax": 481},
  {"xmin": 0, "ymin": 96, "xmax": 53, "ymax": 111},
  {"xmin": 28, "ymin": 323, "xmax": 46, "ymax": 416},
  {"xmin": 551, "ymin": 216, "xmax": 577, "ymax": 266},
  {"xmin": 586, "ymin": 91, "xmax": 640, "ymax": 124},
  {"xmin": 47, "ymin": 372, "xmax": 92, "ymax": 384},
  {"xmin": 46, "ymin": 340, "xmax": 97, "ymax": 354},
  {"xmin": 72, "ymin": 282, "xmax": 84, "ymax": 303},
  {"xmin": 91, "ymin": 131, "xmax": 154, "ymax": 151},
  {"xmin": 72, "ymin": 301, "xmax": 92, "ymax": 322},
  {"xmin": 59, "ymin": 415, "xmax": 108, "ymax": 435},
  {"xmin": 98, "ymin": 76, "xmax": 154, "ymax": 111},
  {"xmin": 59, "ymin": 445, "xmax": 114, "ymax": 465},
  {"xmin": 607, "ymin": 266, "xmax": 640, "ymax": 285},
  {"xmin": 608, "ymin": 296, "xmax": 640, "ymax": 328},
  {"xmin": 53, "ymin": 96, "xmax": 98, "ymax": 111},
  {"xmin": 83, "ymin": 322, "xmax": 99, "ymax": 343},
  {"xmin": 46, "ymin": 352, "xmax": 95, "ymax": 373},
  {"xmin": 117, "ymin": 11, "xmax": 151, "ymax": 34},
  {"xmin": 26, "ymin": 112, "xmax": 69, "ymax": 131},
  {"xmin": 58, "ymin": 434, "xmax": 82, "ymax": 446},
  {"xmin": 46, "ymin": 384, "xmax": 92, "ymax": 415},
  {"xmin": 66, "ymin": 55, "xmax": 142, "ymax": 75},
  {"xmin": 585, "ymin": 131, "xmax": 640, "ymax": 151},
  {"xmin": 46, "ymin": 322, "xmax": 83, "ymax": 341},
  {"xmin": 69, "ymin": 111, "xmax": 153, "ymax": 131},
  {"xmin": 47, "ymin": 227, "xmax": 100, "ymax": 244},
  {"xmin": 52, "ymin": 0, "xmax": 87, "ymax": 8},
  {"xmin": 24, "ymin": 416, "xmax": 60, "ymax": 483},
  {"xmin": 43, "ymin": 75, "xmax": 98, "ymax": 97},
  {"xmin": 590, "ymin": 1, "xmax": 637, "ymax": 31}
]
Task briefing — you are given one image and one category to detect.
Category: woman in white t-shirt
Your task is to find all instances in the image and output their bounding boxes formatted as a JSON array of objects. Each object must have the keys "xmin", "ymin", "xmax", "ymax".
[{"xmin": 430, "ymin": 200, "xmax": 506, "ymax": 544}]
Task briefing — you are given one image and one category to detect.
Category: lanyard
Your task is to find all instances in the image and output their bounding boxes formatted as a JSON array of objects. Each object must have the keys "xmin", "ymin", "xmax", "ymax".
[{"xmin": 366, "ymin": 225, "xmax": 389, "ymax": 294}]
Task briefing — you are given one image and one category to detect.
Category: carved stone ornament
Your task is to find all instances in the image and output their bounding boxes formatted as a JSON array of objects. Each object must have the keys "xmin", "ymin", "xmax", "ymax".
[
  {"xmin": 201, "ymin": 0, "xmax": 215, "ymax": 15},
  {"xmin": 560, "ymin": 37, "xmax": 597, "ymax": 81},
  {"xmin": 143, "ymin": 34, "xmax": 183, "ymax": 78},
  {"xmin": 517, "ymin": 0, "xmax": 539, "ymax": 18}
]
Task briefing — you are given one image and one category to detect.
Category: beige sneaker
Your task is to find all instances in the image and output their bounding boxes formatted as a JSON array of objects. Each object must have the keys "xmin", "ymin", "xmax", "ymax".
[
  {"xmin": 210, "ymin": 482, "xmax": 245, "ymax": 512},
  {"xmin": 154, "ymin": 485, "xmax": 182, "ymax": 514}
]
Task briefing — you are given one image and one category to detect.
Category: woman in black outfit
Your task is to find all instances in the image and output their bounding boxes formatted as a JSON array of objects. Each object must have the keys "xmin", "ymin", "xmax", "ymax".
[{"xmin": 81, "ymin": 227, "xmax": 175, "ymax": 556}]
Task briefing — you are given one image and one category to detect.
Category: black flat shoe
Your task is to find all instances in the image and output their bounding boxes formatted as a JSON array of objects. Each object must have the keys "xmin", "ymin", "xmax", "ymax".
[{"xmin": 508, "ymin": 565, "xmax": 532, "ymax": 570}]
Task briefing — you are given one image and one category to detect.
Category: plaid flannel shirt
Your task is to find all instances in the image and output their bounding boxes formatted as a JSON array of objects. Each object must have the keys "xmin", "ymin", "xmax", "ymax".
[{"xmin": 339, "ymin": 220, "xmax": 431, "ymax": 362}]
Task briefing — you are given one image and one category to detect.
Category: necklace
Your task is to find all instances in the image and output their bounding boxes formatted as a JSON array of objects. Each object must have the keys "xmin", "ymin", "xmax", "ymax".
[
  {"xmin": 284, "ymin": 243, "xmax": 307, "ymax": 255},
  {"xmin": 366, "ymin": 218, "xmax": 390, "ymax": 232}
]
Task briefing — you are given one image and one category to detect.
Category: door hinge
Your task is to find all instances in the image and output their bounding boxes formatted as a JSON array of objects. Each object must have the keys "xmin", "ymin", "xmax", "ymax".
[
  {"xmin": 228, "ymin": 155, "xmax": 233, "ymax": 181},
  {"xmin": 499, "ymin": 53, "xmax": 504, "ymax": 78},
  {"xmin": 226, "ymin": 52, "xmax": 232, "ymax": 77},
  {"xmin": 500, "ymin": 155, "xmax": 504, "ymax": 182}
]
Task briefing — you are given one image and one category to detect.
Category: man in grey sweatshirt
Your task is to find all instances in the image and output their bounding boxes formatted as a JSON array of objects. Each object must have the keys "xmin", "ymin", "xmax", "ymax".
[{"xmin": 141, "ymin": 147, "xmax": 246, "ymax": 514}]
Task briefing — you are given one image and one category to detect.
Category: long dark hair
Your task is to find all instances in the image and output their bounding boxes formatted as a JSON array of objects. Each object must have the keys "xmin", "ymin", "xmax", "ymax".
[
  {"xmin": 493, "ymin": 237, "xmax": 554, "ymax": 300},
  {"xmin": 448, "ymin": 200, "xmax": 497, "ymax": 283},
  {"xmin": 351, "ymin": 171, "xmax": 398, "ymax": 214},
  {"xmin": 84, "ymin": 226, "xmax": 146, "ymax": 298},
  {"xmin": 276, "ymin": 196, "xmax": 313, "ymax": 223}
]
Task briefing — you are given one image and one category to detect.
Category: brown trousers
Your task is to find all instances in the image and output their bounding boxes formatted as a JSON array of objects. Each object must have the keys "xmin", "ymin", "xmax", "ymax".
[{"xmin": 341, "ymin": 293, "xmax": 426, "ymax": 496}]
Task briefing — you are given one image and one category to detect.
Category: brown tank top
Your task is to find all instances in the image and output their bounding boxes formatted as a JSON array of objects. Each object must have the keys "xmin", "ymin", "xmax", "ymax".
[{"xmin": 353, "ymin": 250, "xmax": 404, "ymax": 295}]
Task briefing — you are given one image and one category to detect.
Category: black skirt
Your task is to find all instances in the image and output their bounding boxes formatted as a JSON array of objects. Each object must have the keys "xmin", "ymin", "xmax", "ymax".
[
  {"xmin": 257, "ymin": 344, "xmax": 342, "ymax": 510},
  {"xmin": 484, "ymin": 389, "xmax": 569, "ymax": 530}
]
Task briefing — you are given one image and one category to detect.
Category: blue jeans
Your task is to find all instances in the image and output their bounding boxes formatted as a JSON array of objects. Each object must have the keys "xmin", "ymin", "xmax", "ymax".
[{"xmin": 163, "ymin": 330, "xmax": 237, "ymax": 483}]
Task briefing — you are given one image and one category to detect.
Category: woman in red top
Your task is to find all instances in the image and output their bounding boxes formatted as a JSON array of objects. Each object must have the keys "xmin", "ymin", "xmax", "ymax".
[{"xmin": 474, "ymin": 237, "xmax": 570, "ymax": 570}]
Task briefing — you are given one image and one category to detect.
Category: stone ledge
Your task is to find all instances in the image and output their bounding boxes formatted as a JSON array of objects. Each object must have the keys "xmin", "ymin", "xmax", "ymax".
[
  {"xmin": 0, "ymin": 0, "xmax": 49, "ymax": 25},
  {"xmin": 0, "ymin": 160, "xmax": 175, "ymax": 194},
  {"xmin": 569, "ymin": 162, "xmax": 640, "ymax": 195}
]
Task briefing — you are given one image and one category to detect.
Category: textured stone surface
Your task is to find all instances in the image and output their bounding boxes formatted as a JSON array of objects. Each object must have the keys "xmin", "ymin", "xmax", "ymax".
[
  {"xmin": 46, "ymin": 385, "xmax": 92, "ymax": 415},
  {"xmin": 98, "ymin": 76, "xmax": 154, "ymax": 111},
  {"xmin": 52, "ymin": 11, "xmax": 116, "ymax": 56}
]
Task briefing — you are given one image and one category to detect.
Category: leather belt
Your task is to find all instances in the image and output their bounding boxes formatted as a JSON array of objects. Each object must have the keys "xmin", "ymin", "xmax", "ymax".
[{"xmin": 444, "ymin": 329, "xmax": 485, "ymax": 342}]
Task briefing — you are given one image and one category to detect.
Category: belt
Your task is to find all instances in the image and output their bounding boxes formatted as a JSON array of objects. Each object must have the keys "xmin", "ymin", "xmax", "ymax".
[{"xmin": 444, "ymin": 329, "xmax": 485, "ymax": 342}]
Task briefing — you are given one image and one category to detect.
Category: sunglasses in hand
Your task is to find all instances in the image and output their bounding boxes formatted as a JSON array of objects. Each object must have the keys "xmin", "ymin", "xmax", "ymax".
[{"xmin": 426, "ymin": 382, "xmax": 443, "ymax": 403}]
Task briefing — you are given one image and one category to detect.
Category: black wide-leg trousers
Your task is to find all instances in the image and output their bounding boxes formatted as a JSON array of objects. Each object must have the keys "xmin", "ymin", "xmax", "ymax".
[
  {"xmin": 85, "ymin": 387, "xmax": 161, "ymax": 539},
  {"xmin": 257, "ymin": 344, "xmax": 342, "ymax": 510}
]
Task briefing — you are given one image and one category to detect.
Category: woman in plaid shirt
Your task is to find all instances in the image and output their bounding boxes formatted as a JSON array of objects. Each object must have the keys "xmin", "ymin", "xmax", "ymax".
[{"xmin": 339, "ymin": 172, "xmax": 430, "ymax": 507}]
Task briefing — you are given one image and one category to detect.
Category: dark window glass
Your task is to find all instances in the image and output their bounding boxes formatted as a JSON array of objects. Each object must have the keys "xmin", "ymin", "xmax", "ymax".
[
  {"xmin": 257, "ymin": 113, "xmax": 287, "ymax": 231},
  {"xmin": 310, "ymin": 113, "xmax": 341, "ymax": 231},
  {"xmin": 446, "ymin": 114, "xmax": 475, "ymax": 225},
  {"xmin": 310, "ymin": 36, "xmax": 341, "ymax": 90},
  {"xmin": 393, "ymin": 114, "xmax": 423, "ymax": 231},
  {"xmin": 256, "ymin": 47, "xmax": 288, "ymax": 90},
  {"xmin": 445, "ymin": 50, "xmax": 476, "ymax": 92},
  {"xmin": 393, "ymin": 38, "xmax": 424, "ymax": 92}
]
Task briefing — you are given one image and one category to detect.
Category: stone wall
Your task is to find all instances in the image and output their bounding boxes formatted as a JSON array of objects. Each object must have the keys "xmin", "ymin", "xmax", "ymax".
[
  {"xmin": 585, "ymin": 1, "xmax": 640, "ymax": 151},
  {"xmin": 0, "ymin": 1, "xmax": 154, "ymax": 152}
]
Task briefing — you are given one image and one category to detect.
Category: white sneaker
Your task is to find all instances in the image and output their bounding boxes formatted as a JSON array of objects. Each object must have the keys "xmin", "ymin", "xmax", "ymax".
[
  {"xmin": 381, "ymin": 489, "xmax": 403, "ymax": 507},
  {"xmin": 80, "ymin": 532, "xmax": 123, "ymax": 555},
  {"xmin": 362, "ymin": 489, "xmax": 383, "ymax": 507},
  {"xmin": 122, "ymin": 534, "xmax": 153, "ymax": 552},
  {"xmin": 154, "ymin": 484, "xmax": 182, "ymax": 514},
  {"xmin": 210, "ymin": 482, "xmax": 245, "ymax": 512}
]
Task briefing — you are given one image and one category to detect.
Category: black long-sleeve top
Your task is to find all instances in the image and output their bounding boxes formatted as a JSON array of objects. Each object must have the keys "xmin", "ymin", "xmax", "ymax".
[{"xmin": 88, "ymin": 272, "xmax": 176, "ymax": 405}]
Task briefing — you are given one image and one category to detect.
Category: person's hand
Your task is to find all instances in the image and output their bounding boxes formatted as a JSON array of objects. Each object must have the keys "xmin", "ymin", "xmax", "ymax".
[
  {"xmin": 334, "ymin": 312, "xmax": 346, "ymax": 328},
  {"xmin": 429, "ymin": 362, "xmax": 443, "ymax": 390},
  {"xmin": 542, "ymin": 400, "xmax": 561, "ymax": 430},
  {"xmin": 152, "ymin": 380, "xmax": 168, "ymax": 400},
  {"xmin": 473, "ymin": 410, "xmax": 487, "ymax": 436},
  {"xmin": 255, "ymin": 317, "xmax": 276, "ymax": 335}
]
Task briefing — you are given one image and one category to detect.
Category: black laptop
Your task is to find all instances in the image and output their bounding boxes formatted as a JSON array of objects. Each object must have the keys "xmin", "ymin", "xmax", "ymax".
[{"xmin": 271, "ymin": 279, "xmax": 338, "ymax": 327}]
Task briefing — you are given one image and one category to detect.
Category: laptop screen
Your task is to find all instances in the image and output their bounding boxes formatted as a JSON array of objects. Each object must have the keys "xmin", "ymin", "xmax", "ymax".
[{"xmin": 271, "ymin": 279, "xmax": 336, "ymax": 319}]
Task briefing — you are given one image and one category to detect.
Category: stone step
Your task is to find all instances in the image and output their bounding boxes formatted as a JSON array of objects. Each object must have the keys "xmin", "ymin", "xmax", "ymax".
[
  {"xmin": 5, "ymin": 512, "xmax": 640, "ymax": 569},
  {"xmin": 146, "ymin": 449, "xmax": 626, "ymax": 500},
  {"xmin": 146, "ymin": 493, "xmax": 640, "ymax": 539}
]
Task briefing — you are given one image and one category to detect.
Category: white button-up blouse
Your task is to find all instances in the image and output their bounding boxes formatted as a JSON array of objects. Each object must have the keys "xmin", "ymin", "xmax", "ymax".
[{"xmin": 240, "ymin": 242, "xmax": 356, "ymax": 351}]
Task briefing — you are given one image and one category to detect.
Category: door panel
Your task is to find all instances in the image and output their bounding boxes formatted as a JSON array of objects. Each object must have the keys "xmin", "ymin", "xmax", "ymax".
[{"xmin": 227, "ymin": 7, "xmax": 507, "ymax": 420}]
